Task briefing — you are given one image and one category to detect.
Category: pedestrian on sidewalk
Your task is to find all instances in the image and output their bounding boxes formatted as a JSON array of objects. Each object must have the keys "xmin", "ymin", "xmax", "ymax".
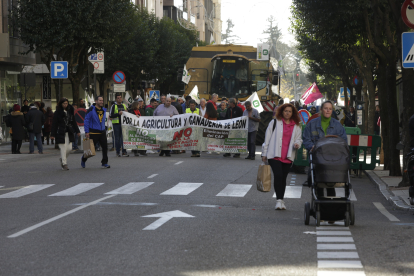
[
  {"xmin": 110, "ymin": 93, "xmax": 129, "ymax": 157},
  {"xmin": 243, "ymin": 101, "xmax": 261, "ymax": 160},
  {"xmin": 224, "ymin": 98, "xmax": 243, "ymax": 158},
  {"xmin": 154, "ymin": 96, "xmax": 178, "ymax": 157},
  {"xmin": 303, "ymin": 100, "xmax": 347, "ymax": 198},
  {"xmin": 26, "ymin": 104, "xmax": 45, "ymax": 154},
  {"xmin": 81, "ymin": 96, "xmax": 110, "ymax": 169},
  {"xmin": 9, "ymin": 104, "xmax": 26, "ymax": 154},
  {"xmin": 43, "ymin": 107, "xmax": 53, "ymax": 145},
  {"xmin": 51, "ymin": 98, "xmax": 80, "ymax": 170},
  {"xmin": 262, "ymin": 103, "xmax": 302, "ymax": 210}
]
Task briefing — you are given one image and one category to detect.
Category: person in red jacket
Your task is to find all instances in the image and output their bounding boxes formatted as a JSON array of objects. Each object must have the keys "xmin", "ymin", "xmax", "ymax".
[
  {"xmin": 235, "ymin": 97, "xmax": 246, "ymax": 112},
  {"xmin": 207, "ymin": 93, "xmax": 218, "ymax": 110}
]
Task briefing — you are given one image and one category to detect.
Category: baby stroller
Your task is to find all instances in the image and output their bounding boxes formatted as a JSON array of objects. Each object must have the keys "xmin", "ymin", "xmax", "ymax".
[{"xmin": 304, "ymin": 135, "xmax": 355, "ymax": 226}]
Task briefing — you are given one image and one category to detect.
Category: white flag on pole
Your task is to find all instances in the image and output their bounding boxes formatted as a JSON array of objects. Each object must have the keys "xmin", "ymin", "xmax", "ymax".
[
  {"xmin": 189, "ymin": 85, "xmax": 200, "ymax": 104},
  {"xmin": 124, "ymin": 91, "xmax": 133, "ymax": 106},
  {"xmin": 182, "ymin": 65, "xmax": 191, "ymax": 84},
  {"xmin": 244, "ymin": 92, "xmax": 264, "ymax": 113},
  {"xmin": 210, "ymin": 33, "xmax": 216, "ymax": 45}
]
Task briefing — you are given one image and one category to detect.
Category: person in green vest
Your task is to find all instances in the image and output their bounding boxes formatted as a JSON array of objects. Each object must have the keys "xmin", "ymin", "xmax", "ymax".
[
  {"xmin": 186, "ymin": 100, "xmax": 201, "ymax": 157},
  {"xmin": 109, "ymin": 93, "xmax": 129, "ymax": 157}
]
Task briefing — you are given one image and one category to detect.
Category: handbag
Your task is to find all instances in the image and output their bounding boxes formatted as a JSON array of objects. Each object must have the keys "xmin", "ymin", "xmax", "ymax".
[
  {"xmin": 256, "ymin": 162, "xmax": 272, "ymax": 192},
  {"xmin": 83, "ymin": 138, "xmax": 96, "ymax": 159}
]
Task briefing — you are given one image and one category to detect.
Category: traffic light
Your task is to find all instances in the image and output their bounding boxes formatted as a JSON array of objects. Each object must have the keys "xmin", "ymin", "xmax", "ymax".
[{"xmin": 295, "ymin": 72, "xmax": 300, "ymax": 82}]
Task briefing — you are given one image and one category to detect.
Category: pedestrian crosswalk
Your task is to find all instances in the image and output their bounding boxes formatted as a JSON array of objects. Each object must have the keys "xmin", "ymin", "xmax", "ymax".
[{"xmin": 0, "ymin": 181, "xmax": 361, "ymax": 201}]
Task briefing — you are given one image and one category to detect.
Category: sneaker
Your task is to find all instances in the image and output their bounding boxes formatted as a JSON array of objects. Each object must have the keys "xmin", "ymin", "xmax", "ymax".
[
  {"xmin": 196, "ymin": 154, "xmax": 201, "ymax": 157},
  {"xmin": 122, "ymin": 152, "xmax": 129, "ymax": 157},
  {"xmin": 62, "ymin": 165, "xmax": 69, "ymax": 171},
  {"xmin": 147, "ymin": 150, "xmax": 155, "ymax": 154},
  {"xmin": 280, "ymin": 200, "xmax": 286, "ymax": 210},
  {"xmin": 275, "ymin": 199, "xmax": 283, "ymax": 210},
  {"xmin": 81, "ymin": 156, "xmax": 85, "ymax": 168},
  {"xmin": 223, "ymin": 153, "xmax": 231, "ymax": 157},
  {"xmin": 245, "ymin": 156, "xmax": 252, "ymax": 159},
  {"xmin": 207, "ymin": 151, "xmax": 212, "ymax": 154},
  {"xmin": 109, "ymin": 147, "xmax": 115, "ymax": 151},
  {"xmin": 233, "ymin": 154, "xmax": 240, "ymax": 158},
  {"xmin": 117, "ymin": 154, "xmax": 122, "ymax": 157},
  {"xmin": 159, "ymin": 152, "xmax": 165, "ymax": 157},
  {"xmin": 102, "ymin": 164, "xmax": 111, "ymax": 169},
  {"xmin": 59, "ymin": 158, "xmax": 64, "ymax": 169}
]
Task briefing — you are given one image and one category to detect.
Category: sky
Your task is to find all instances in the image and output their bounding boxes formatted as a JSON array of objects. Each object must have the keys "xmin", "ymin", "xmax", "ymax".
[{"xmin": 220, "ymin": 0, "xmax": 296, "ymax": 46}]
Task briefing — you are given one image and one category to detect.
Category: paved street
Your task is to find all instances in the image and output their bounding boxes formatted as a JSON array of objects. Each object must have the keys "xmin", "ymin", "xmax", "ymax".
[{"xmin": 1, "ymin": 147, "xmax": 414, "ymax": 276}]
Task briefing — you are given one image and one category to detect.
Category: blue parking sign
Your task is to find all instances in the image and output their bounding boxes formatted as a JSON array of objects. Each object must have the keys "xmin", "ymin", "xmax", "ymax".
[
  {"xmin": 51, "ymin": 61, "xmax": 68, "ymax": 79},
  {"xmin": 402, "ymin": 32, "xmax": 414, "ymax": 69}
]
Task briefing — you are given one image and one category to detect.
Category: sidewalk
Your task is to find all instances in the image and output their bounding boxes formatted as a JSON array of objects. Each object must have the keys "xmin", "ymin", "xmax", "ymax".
[{"xmin": 365, "ymin": 154, "xmax": 414, "ymax": 212}]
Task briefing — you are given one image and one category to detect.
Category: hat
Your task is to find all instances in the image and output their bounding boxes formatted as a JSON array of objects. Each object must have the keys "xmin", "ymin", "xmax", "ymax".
[
  {"xmin": 138, "ymin": 98, "xmax": 143, "ymax": 102},
  {"xmin": 13, "ymin": 104, "xmax": 20, "ymax": 111}
]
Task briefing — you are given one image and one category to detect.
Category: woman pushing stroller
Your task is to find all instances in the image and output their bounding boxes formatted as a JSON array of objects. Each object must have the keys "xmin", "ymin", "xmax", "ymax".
[{"xmin": 303, "ymin": 100, "xmax": 347, "ymax": 197}]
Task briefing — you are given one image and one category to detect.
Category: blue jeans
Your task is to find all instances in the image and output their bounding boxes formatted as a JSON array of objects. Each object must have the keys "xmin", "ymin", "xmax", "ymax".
[
  {"xmin": 113, "ymin": 124, "xmax": 126, "ymax": 154},
  {"xmin": 29, "ymin": 132, "xmax": 43, "ymax": 153},
  {"xmin": 72, "ymin": 134, "xmax": 79, "ymax": 149}
]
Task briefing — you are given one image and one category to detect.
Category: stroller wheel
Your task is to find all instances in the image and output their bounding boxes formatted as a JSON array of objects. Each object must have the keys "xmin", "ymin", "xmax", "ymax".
[
  {"xmin": 304, "ymin": 202, "xmax": 310, "ymax": 225},
  {"xmin": 316, "ymin": 211, "xmax": 321, "ymax": 227},
  {"xmin": 344, "ymin": 212, "xmax": 350, "ymax": 227},
  {"xmin": 350, "ymin": 203, "xmax": 355, "ymax": 226}
]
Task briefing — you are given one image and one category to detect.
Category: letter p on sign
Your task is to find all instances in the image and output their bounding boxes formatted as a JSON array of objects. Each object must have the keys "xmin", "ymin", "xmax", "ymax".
[{"xmin": 51, "ymin": 61, "xmax": 68, "ymax": 79}]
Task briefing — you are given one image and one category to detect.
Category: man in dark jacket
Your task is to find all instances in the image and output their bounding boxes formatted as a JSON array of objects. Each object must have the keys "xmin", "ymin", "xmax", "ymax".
[
  {"xmin": 344, "ymin": 106, "xmax": 356, "ymax": 127},
  {"xmin": 81, "ymin": 95, "xmax": 110, "ymax": 168},
  {"xmin": 10, "ymin": 104, "xmax": 26, "ymax": 154},
  {"xmin": 224, "ymin": 98, "xmax": 243, "ymax": 158},
  {"xmin": 21, "ymin": 99, "xmax": 30, "ymax": 115},
  {"xmin": 171, "ymin": 96, "xmax": 183, "ymax": 114},
  {"xmin": 374, "ymin": 105, "xmax": 380, "ymax": 135},
  {"xmin": 26, "ymin": 104, "xmax": 45, "ymax": 154}
]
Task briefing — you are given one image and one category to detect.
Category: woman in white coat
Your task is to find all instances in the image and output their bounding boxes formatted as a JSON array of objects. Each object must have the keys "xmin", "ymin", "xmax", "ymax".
[{"xmin": 262, "ymin": 103, "xmax": 303, "ymax": 210}]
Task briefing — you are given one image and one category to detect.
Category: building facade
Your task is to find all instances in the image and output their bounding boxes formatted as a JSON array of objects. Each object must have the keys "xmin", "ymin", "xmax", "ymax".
[{"xmin": 134, "ymin": 0, "xmax": 164, "ymax": 19}]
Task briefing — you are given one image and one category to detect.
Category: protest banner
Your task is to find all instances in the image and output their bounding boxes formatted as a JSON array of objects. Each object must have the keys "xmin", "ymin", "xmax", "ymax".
[{"xmin": 121, "ymin": 112, "xmax": 248, "ymax": 153}]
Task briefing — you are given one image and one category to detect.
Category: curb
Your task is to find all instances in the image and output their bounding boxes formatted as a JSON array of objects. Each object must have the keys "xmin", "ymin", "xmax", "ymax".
[{"xmin": 364, "ymin": 170, "xmax": 414, "ymax": 212}]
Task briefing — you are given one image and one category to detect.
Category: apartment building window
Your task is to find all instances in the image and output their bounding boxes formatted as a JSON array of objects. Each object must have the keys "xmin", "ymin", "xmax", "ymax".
[
  {"xmin": 163, "ymin": 9, "xmax": 169, "ymax": 18},
  {"xmin": 213, "ymin": 4, "xmax": 216, "ymax": 18}
]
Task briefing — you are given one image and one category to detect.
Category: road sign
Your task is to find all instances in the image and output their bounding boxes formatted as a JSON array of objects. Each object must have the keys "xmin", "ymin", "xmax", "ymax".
[
  {"xmin": 114, "ymin": 84, "xmax": 126, "ymax": 92},
  {"xmin": 402, "ymin": 32, "xmax": 414, "ymax": 68},
  {"xmin": 50, "ymin": 61, "xmax": 68, "ymax": 79},
  {"xmin": 402, "ymin": 0, "xmax": 414, "ymax": 29},
  {"xmin": 92, "ymin": 61, "xmax": 104, "ymax": 74},
  {"xmin": 97, "ymin": 53, "xmax": 104, "ymax": 61},
  {"xmin": 340, "ymin": 87, "xmax": 351, "ymax": 99},
  {"xmin": 74, "ymin": 108, "xmax": 87, "ymax": 126},
  {"xmin": 142, "ymin": 210, "xmax": 194, "ymax": 230},
  {"xmin": 113, "ymin": 71, "xmax": 126, "ymax": 84},
  {"xmin": 353, "ymin": 76, "xmax": 358, "ymax": 85},
  {"xmin": 149, "ymin": 90, "xmax": 160, "ymax": 100}
]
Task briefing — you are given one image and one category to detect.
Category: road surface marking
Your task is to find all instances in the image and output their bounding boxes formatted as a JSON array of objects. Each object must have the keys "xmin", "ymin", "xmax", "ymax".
[
  {"xmin": 49, "ymin": 183, "xmax": 104, "ymax": 196},
  {"xmin": 142, "ymin": 210, "xmax": 194, "ymax": 230},
  {"xmin": 317, "ymin": 231, "xmax": 351, "ymax": 236},
  {"xmin": 316, "ymin": 227, "xmax": 349, "ymax": 230},
  {"xmin": 8, "ymin": 195, "xmax": 116, "ymax": 238},
  {"xmin": 317, "ymin": 237, "xmax": 354, "ymax": 242},
  {"xmin": 216, "ymin": 184, "xmax": 252, "ymax": 197},
  {"xmin": 317, "ymin": 244, "xmax": 356, "ymax": 250},
  {"xmin": 318, "ymin": 260, "xmax": 363, "ymax": 268},
  {"xmin": 161, "ymin": 183, "xmax": 203, "ymax": 195},
  {"xmin": 0, "ymin": 184, "xmax": 54, "ymax": 198},
  {"xmin": 147, "ymin": 174, "xmax": 158, "ymax": 178},
  {"xmin": 318, "ymin": 252, "xmax": 359, "ymax": 259},
  {"xmin": 174, "ymin": 161, "xmax": 184, "ymax": 165},
  {"xmin": 105, "ymin": 182, "xmax": 154, "ymax": 195},
  {"xmin": 318, "ymin": 272, "xmax": 366, "ymax": 276},
  {"xmin": 273, "ymin": 186, "xmax": 302, "ymax": 198},
  {"xmin": 193, "ymin": 204, "xmax": 220, "ymax": 208},
  {"xmin": 373, "ymin": 202, "xmax": 400, "ymax": 221},
  {"xmin": 290, "ymin": 181, "xmax": 295, "ymax": 183},
  {"xmin": 335, "ymin": 188, "xmax": 357, "ymax": 201}
]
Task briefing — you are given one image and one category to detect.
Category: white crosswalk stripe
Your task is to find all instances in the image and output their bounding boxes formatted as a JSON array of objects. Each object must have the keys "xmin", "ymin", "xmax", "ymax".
[
  {"xmin": 317, "ymin": 244, "xmax": 356, "ymax": 250},
  {"xmin": 216, "ymin": 184, "xmax": 252, "ymax": 197},
  {"xmin": 318, "ymin": 260, "xmax": 363, "ymax": 269},
  {"xmin": 273, "ymin": 186, "xmax": 302, "ymax": 198},
  {"xmin": 160, "ymin": 183, "xmax": 203, "ymax": 195},
  {"xmin": 49, "ymin": 183, "xmax": 104, "ymax": 197},
  {"xmin": 318, "ymin": 252, "xmax": 359, "ymax": 259},
  {"xmin": 0, "ymin": 184, "xmax": 54, "ymax": 198},
  {"xmin": 105, "ymin": 182, "xmax": 154, "ymax": 195}
]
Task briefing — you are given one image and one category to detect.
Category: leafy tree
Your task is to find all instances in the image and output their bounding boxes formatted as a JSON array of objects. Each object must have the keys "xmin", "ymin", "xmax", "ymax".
[
  {"xmin": 221, "ymin": 19, "xmax": 240, "ymax": 44},
  {"xmin": 12, "ymin": 0, "xmax": 136, "ymax": 104}
]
